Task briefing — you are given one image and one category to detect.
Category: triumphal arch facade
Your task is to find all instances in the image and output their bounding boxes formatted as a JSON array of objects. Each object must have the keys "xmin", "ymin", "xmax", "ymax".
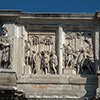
[{"xmin": 0, "ymin": 10, "xmax": 100, "ymax": 99}]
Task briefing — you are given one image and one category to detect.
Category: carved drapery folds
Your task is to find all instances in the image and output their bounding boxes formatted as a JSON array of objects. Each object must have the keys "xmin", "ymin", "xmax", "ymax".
[
  {"xmin": 0, "ymin": 26, "xmax": 11, "ymax": 69},
  {"xmin": 63, "ymin": 31, "xmax": 95, "ymax": 74}
]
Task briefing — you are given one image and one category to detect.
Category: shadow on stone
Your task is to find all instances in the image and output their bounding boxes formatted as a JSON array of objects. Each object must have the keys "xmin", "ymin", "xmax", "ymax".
[{"xmin": 80, "ymin": 74, "xmax": 98, "ymax": 100}]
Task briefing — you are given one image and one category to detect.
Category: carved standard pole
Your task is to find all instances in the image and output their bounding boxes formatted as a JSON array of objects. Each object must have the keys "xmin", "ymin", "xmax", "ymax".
[{"xmin": 57, "ymin": 26, "xmax": 64, "ymax": 74}]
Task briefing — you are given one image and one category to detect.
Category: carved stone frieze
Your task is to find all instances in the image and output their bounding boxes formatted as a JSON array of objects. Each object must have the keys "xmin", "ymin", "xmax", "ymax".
[
  {"xmin": 63, "ymin": 31, "xmax": 95, "ymax": 74},
  {"xmin": 23, "ymin": 31, "xmax": 58, "ymax": 75},
  {"xmin": 22, "ymin": 30, "xmax": 95, "ymax": 75}
]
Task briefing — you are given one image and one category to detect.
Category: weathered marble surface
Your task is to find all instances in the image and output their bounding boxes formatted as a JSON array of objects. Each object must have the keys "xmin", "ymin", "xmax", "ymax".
[
  {"xmin": 0, "ymin": 10, "xmax": 100, "ymax": 99},
  {"xmin": 0, "ymin": 69, "xmax": 16, "ymax": 86},
  {"xmin": 17, "ymin": 75, "xmax": 97, "ymax": 99}
]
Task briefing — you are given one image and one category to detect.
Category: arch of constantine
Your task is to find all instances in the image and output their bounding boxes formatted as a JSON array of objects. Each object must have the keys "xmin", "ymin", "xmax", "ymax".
[{"xmin": 0, "ymin": 10, "xmax": 100, "ymax": 100}]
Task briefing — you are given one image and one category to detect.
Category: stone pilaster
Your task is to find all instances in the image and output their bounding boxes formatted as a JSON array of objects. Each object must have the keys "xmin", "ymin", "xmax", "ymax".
[
  {"xmin": 95, "ymin": 25, "xmax": 100, "ymax": 97},
  {"xmin": 13, "ymin": 25, "xmax": 19, "ymax": 72},
  {"xmin": 95, "ymin": 25, "xmax": 100, "ymax": 73}
]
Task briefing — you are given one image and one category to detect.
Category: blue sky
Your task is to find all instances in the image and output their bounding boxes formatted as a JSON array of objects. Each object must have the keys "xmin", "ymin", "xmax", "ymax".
[{"xmin": 0, "ymin": 0, "xmax": 100, "ymax": 13}]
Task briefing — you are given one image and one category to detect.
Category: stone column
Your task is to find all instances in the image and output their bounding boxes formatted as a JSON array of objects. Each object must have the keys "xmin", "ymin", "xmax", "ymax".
[{"xmin": 57, "ymin": 26, "xmax": 65, "ymax": 74}]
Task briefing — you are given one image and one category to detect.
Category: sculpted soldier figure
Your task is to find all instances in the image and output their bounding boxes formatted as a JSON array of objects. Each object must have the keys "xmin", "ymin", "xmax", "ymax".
[
  {"xmin": 0, "ymin": 26, "xmax": 10, "ymax": 69},
  {"xmin": 24, "ymin": 40, "xmax": 31, "ymax": 66},
  {"xmin": 63, "ymin": 43, "xmax": 74, "ymax": 68},
  {"xmin": 41, "ymin": 51, "xmax": 49, "ymax": 74},
  {"xmin": 34, "ymin": 52, "xmax": 41, "ymax": 74},
  {"xmin": 49, "ymin": 51, "xmax": 58, "ymax": 74},
  {"xmin": 76, "ymin": 48, "xmax": 85, "ymax": 74},
  {"xmin": 24, "ymin": 40, "xmax": 33, "ymax": 75},
  {"xmin": 83, "ymin": 43, "xmax": 94, "ymax": 74},
  {"xmin": 76, "ymin": 44, "xmax": 94, "ymax": 74},
  {"xmin": 66, "ymin": 43, "xmax": 74, "ymax": 68},
  {"xmin": 85, "ymin": 44, "xmax": 94, "ymax": 62},
  {"xmin": 32, "ymin": 52, "xmax": 41, "ymax": 74},
  {"xmin": 30, "ymin": 50, "xmax": 36, "ymax": 74}
]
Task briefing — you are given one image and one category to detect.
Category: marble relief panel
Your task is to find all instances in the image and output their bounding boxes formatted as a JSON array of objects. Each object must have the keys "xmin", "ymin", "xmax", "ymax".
[
  {"xmin": 62, "ymin": 31, "xmax": 95, "ymax": 74},
  {"xmin": 23, "ymin": 31, "xmax": 58, "ymax": 75}
]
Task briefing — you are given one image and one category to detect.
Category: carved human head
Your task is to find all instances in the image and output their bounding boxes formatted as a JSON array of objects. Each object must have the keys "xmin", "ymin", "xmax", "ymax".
[{"xmin": 2, "ymin": 26, "xmax": 8, "ymax": 36}]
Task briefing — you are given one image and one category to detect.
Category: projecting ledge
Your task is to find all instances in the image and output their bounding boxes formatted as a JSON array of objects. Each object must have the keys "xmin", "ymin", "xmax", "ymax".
[
  {"xmin": 17, "ymin": 74, "xmax": 97, "ymax": 85},
  {"xmin": 0, "ymin": 68, "xmax": 17, "ymax": 86}
]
